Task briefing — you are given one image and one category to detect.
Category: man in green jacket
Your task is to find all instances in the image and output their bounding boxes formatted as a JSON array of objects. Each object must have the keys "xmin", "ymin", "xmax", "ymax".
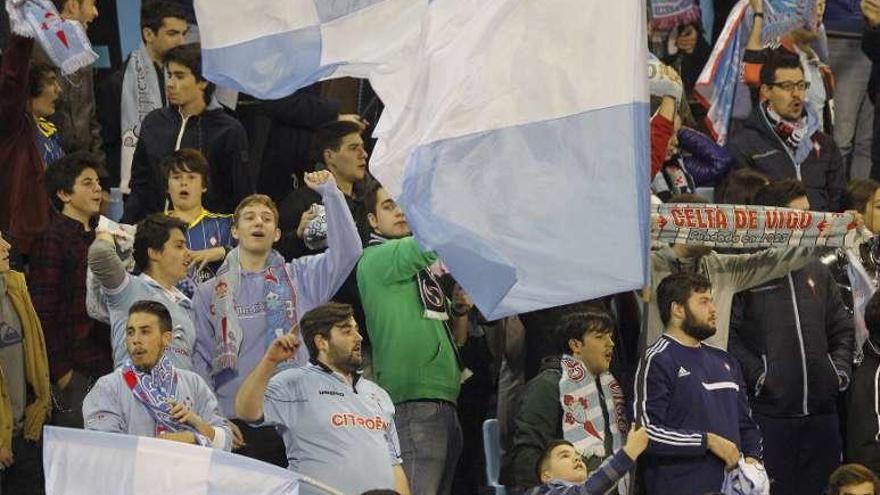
[
  {"xmin": 502, "ymin": 309, "xmax": 625, "ymax": 490},
  {"xmin": 357, "ymin": 182, "xmax": 472, "ymax": 495}
]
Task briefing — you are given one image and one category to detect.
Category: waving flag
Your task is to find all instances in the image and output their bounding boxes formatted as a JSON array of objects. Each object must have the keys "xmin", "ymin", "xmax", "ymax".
[
  {"xmin": 43, "ymin": 426, "xmax": 342, "ymax": 495},
  {"xmin": 694, "ymin": 0, "xmax": 817, "ymax": 144},
  {"xmin": 650, "ymin": 0, "xmax": 701, "ymax": 30},
  {"xmin": 195, "ymin": 0, "xmax": 650, "ymax": 319}
]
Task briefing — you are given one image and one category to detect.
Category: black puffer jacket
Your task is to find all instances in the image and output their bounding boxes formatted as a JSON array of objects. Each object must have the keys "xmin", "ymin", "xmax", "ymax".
[
  {"xmin": 729, "ymin": 261, "xmax": 854, "ymax": 417},
  {"xmin": 122, "ymin": 106, "xmax": 253, "ymax": 223},
  {"xmin": 726, "ymin": 107, "xmax": 846, "ymax": 212}
]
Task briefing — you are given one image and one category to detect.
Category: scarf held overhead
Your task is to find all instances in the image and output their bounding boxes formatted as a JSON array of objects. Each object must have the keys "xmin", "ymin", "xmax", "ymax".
[
  {"xmin": 5, "ymin": 0, "xmax": 97, "ymax": 75},
  {"xmin": 651, "ymin": 0, "xmax": 701, "ymax": 30},
  {"xmin": 653, "ymin": 203, "xmax": 862, "ymax": 248},
  {"xmin": 209, "ymin": 247, "xmax": 297, "ymax": 374}
]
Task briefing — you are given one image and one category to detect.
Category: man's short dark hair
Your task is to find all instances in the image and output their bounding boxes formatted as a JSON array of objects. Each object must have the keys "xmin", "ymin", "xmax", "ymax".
[
  {"xmin": 752, "ymin": 180, "xmax": 807, "ymax": 208},
  {"xmin": 300, "ymin": 302, "xmax": 355, "ymax": 358},
  {"xmin": 760, "ymin": 48, "xmax": 803, "ymax": 86},
  {"xmin": 715, "ymin": 169, "xmax": 770, "ymax": 205},
  {"xmin": 535, "ymin": 440, "xmax": 575, "ymax": 481},
  {"xmin": 311, "ymin": 121, "xmax": 363, "ymax": 166},
  {"xmin": 141, "ymin": 0, "xmax": 187, "ymax": 39},
  {"xmin": 656, "ymin": 272, "xmax": 712, "ymax": 326},
  {"xmin": 826, "ymin": 464, "xmax": 879, "ymax": 495},
  {"xmin": 29, "ymin": 62, "xmax": 58, "ymax": 98},
  {"xmin": 554, "ymin": 310, "xmax": 614, "ymax": 355},
  {"xmin": 843, "ymin": 179, "xmax": 880, "ymax": 213},
  {"xmin": 161, "ymin": 148, "xmax": 211, "ymax": 188},
  {"xmin": 45, "ymin": 151, "xmax": 106, "ymax": 211},
  {"xmin": 128, "ymin": 300, "xmax": 173, "ymax": 333},
  {"xmin": 132, "ymin": 214, "xmax": 188, "ymax": 272},
  {"xmin": 164, "ymin": 43, "xmax": 215, "ymax": 104}
]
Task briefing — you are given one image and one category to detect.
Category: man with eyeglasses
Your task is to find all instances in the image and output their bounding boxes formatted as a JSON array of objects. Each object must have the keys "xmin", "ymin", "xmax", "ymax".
[{"xmin": 727, "ymin": 48, "xmax": 846, "ymax": 212}]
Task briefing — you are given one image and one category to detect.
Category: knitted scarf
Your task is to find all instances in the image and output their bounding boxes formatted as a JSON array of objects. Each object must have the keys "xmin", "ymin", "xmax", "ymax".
[
  {"xmin": 559, "ymin": 355, "xmax": 628, "ymax": 493},
  {"xmin": 119, "ymin": 44, "xmax": 163, "ymax": 194},
  {"xmin": 761, "ymin": 100, "xmax": 820, "ymax": 165},
  {"xmin": 368, "ymin": 233, "xmax": 449, "ymax": 320},
  {"xmin": 6, "ymin": 0, "xmax": 97, "ymax": 75},
  {"xmin": 0, "ymin": 272, "xmax": 50, "ymax": 444},
  {"xmin": 121, "ymin": 353, "xmax": 205, "ymax": 444},
  {"xmin": 209, "ymin": 247, "xmax": 297, "ymax": 374}
]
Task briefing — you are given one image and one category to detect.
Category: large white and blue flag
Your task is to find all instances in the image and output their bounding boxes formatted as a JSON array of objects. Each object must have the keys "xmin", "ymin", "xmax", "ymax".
[
  {"xmin": 195, "ymin": 0, "xmax": 650, "ymax": 319},
  {"xmin": 43, "ymin": 426, "xmax": 342, "ymax": 495}
]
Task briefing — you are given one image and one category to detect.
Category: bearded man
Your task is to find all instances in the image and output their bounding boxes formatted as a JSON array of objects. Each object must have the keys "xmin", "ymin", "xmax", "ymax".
[{"xmin": 632, "ymin": 272, "xmax": 765, "ymax": 495}]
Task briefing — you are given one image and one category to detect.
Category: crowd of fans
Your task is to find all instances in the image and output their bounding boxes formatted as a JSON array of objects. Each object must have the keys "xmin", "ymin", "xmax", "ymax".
[{"xmin": 6, "ymin": 0, "xmax": 880, "ymax": 494}]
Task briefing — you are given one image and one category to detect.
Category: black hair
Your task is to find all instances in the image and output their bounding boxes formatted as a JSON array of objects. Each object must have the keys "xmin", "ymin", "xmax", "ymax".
[
  {"xmin": 44, "ymin": 151, "xmax": 106, "ymax": 211},
  {"xmin": 311, "ymin": 121, "xmax": 364, "ymax": 166},
  {"xmin": 752, "ymin": 180, "xmax": 808, "ymax": 208},
  {"xmin": 364, "ymin": 179, "xmax": 385, "ymax": 216},
  {"xmin": 29, "ymin": 62, "xmax": 58, "ymax": 99},
  {"xmin": 535, "ymin": 440, "xmax": 576, "ymax": 481},
  {"xmin": 759, "ymin": 48, "xmax": 803, "ymax": 86},
  {"xmin": 141, "ymin": 0, "xmax": 187, "ymax": 40},
  {"xmin": 656, "ymin": 272, "xmax": 712, "ymax": 326},
  {"xmin": 132, "ymin": 213, "xmax": 188, "ymax": 272},
  {"xmin": 554, "ymin": 310, "xmax": 614, "ymax": 355},
  {"xmin": 164, "ymin": 43, "xmax": 215, "ymax": 104},
  {"xmin": 715, "ymin": 169, "xmax": 770, "ymax": 205},
  {"xmin": 843, "ymin": 179, "xmax": 880, "ymax": 213},
  {"xmin": 128, "ymin": 300, "xmax": 173, "ymax": 333},
  {"xmin": 300, "ymin": 302, "xmax": 355, "ymax": 358}
]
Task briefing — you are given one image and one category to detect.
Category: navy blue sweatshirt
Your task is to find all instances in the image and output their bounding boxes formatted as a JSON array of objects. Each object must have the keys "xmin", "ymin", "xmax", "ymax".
[{"xmin": 633, "ymin": 335, "xmax": 762, "ymax": 495}]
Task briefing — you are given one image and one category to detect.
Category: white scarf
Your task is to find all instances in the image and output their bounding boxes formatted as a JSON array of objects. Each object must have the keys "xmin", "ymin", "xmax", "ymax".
[{"xmin": 120, "ymin": 44, "xmax": 163, "ymax": 193}]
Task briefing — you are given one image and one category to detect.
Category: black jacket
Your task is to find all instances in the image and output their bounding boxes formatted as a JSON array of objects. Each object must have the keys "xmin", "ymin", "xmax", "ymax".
[
  {"xmin": 121, "ymin": 106, "xmax": 253, "ymax": 223},
  {"xmin": 726, "ymin": 107, "xmax": 846, "ymax": 212},
  {"xmin": 729, "ymin": 261, "xmax": 854, "ymax": 417},
  {"xmin": 847, "ymin": 340, "xmax": 880, "ymax": 473}
]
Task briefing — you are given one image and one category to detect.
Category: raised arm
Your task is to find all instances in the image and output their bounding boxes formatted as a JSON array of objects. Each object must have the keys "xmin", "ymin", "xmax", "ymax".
[
  {"xmin": 234, "ymin": 331, "xmax": 299, "ymax": 422},
  {"xmin": 87, "ymin": 233, "xmax": 128, "ymax": 291},
  {"xmin": 288, "ymin": 172, "xmax": 363, "ymax": 308}
]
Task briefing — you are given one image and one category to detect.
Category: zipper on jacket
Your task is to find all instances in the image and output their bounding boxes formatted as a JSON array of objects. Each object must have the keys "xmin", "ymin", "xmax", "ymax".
[
  {"xmin": 175, "ymin": 113, "xmax": 190, "ymax": 151},
  {"xmin": 759, "ymin": 107, "xmax": 802, "ymax": 180},
  {"xmin": 787, "ymin": 273, "xmax": 810, "ymax": 415},
  {"xmin": 757, "ymin": 354, "xmax": 768, "ymax": 397}
]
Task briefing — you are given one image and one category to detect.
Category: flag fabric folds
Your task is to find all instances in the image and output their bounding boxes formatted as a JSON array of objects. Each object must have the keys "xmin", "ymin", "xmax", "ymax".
[
  {"xmin": 42, "ymin": 426, "xmax": 341, "ymax": 495},
  {"xmin": 195, "ymin": 0, "xmax": 650, "ymax": 319}
]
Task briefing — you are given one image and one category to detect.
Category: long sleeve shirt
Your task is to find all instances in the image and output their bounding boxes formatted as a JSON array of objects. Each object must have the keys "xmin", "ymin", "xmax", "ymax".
[
  {"xmin": 87, "ymin": 240, "xmax": 196, "ymax": 370},
  {"xmin": 192, "ymin": 182, "xmax": 362, "ymax": 417},
  {"xmin": 633, "ymin": 335, "xmax": 762, "ymax": 495},
  {"xmin": 527, "ymin": 450, "xmax": 635, "ymax": 495},
  {"xmin": 83, "ymin": 367, "xmax": 231, "ymax": 451},
  {"xmin": 28, "ymin": 213, "xmax": 111, "ymax": 381}
]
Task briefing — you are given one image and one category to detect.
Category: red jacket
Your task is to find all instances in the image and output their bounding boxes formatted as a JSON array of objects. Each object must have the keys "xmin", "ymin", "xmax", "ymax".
[{"xmin": 0, "ymin": 35, "xmax": 51, "ymax": 255}]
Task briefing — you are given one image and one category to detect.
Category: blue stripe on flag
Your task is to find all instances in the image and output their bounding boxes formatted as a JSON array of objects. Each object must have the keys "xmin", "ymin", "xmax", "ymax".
[
  {"xmin": 201, "ymin": 26, "xmax": 335, "ymax": 100},
  {"xmin": 400, "ymin": 102, "xmax": 650, "ymax": 319},
  {"xmin": 312, "ymin": 0, "xmax": 387, "ymax": 23}
]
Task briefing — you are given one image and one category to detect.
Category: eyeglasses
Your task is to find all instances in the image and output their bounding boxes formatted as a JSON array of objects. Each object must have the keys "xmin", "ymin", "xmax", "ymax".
[{"xmin": 768, "ymin": 81, "xmax": 810, "ymax": 92}]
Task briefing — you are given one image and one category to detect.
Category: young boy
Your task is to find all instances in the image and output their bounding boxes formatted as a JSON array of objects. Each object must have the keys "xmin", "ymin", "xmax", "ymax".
[
  {"xmin": 29, "ymin": 151, "xmax": 113, "ymax": 428},
  {"xmin": 163, "ymin": 148, "xmax": 233, "ymax": 298},
  {"xmin": 530, "ymin": 427, "xmax": 647, "ymax": 494}
]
